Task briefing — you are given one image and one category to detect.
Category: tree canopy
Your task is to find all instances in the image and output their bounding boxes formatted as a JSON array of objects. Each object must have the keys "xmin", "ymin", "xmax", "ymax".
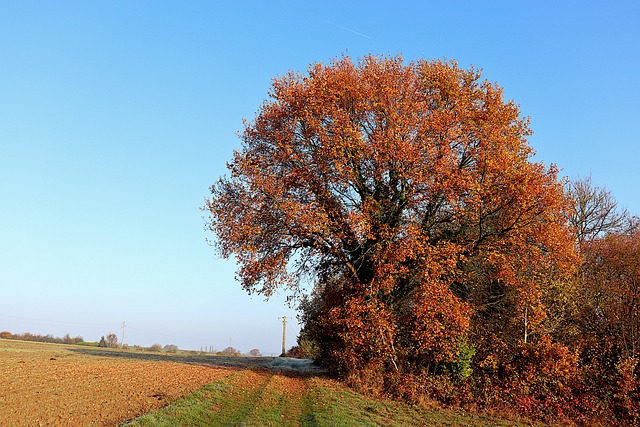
[
  {"xmin": 205, "ymin": 54, "xmax": 576, "ymax": 399},
  {"xmin": 565, "ymin": 176, "xmax": 630, "ymax": 245}
]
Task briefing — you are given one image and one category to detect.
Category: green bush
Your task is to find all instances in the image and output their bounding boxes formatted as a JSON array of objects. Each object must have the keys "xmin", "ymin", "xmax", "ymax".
[{"xmin": 452, "ymin": 342, "xmax": 475, "ymax": 379}]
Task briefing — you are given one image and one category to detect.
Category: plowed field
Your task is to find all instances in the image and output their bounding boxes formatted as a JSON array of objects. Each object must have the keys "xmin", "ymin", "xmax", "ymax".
[
  {"xmin": 0, "ymin": 340, "xmax": 238, "ymax": 426},
  {"xmin": 0, "ymin": 339, "xmax": 536, "ymax": 427}
]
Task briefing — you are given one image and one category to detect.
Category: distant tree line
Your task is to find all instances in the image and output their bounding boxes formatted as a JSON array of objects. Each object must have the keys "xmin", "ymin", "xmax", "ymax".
[
  {"xmin": 0, "ymin": 330, "xmax": 190, "ymax": 355},
  {"xmin": 196, "ymin": 346, "xmax": 264, "ymax": 357},
  {"xmin": 0, "ymin": 331, "xmax": 84, "ymax": 345}
]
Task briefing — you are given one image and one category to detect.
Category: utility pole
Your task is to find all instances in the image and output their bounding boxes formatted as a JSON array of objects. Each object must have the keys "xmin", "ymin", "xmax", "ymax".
[
  {"xmin": 121, "ymin": 321, "xmax": 126, "ymax": 351},
  {"xmin": 278, "ymin": 316, "xmax": 287, "ymax": 356}
]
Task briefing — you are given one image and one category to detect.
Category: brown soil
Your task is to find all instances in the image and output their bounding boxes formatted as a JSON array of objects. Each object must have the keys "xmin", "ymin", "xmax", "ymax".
[{"xmin": 0, "ymin": 340, "xmax": 238, "ymax": 426}]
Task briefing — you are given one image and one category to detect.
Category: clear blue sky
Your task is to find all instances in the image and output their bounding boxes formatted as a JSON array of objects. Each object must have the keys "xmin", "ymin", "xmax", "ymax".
[{"xmin": 1, "ymin": 1, "xmax": 638, "ymax": 353}]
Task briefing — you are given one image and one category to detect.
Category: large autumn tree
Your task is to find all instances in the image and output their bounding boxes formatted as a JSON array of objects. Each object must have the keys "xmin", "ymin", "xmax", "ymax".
[{"xmin": 206, "ymin": 55, "xmax": 576, "ymax": 394}]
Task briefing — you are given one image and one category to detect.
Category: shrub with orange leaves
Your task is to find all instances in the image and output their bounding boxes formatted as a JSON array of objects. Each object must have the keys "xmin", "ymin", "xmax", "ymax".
[
  {"xmin": 574, "ymin": 231, "xmax": 640, "ymax": 423},
  {"xmin": 614, "ymin": 356, "xmax": 640, "ymax": 423}
]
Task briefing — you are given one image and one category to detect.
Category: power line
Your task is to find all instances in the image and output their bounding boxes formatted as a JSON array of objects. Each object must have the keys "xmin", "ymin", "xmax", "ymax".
[{"xmin": 0, "ymin": 313, "xmax": 112, "ymax": 329}]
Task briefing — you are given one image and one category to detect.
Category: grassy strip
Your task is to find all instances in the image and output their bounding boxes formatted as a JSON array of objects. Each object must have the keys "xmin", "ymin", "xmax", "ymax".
[
  {"xmin": 124, "ymin": 370, "xmax": 270, "ymax": 426},
  {"xmin": 240, "ymin": 373, "xmax": 308, "ymax": 426},
  {"xmin": 125, "ymin": 371, "xmax": 540, "ymax": 427},
  {"xmin": 299, "ymin": 377, "xmax": 538, "ymax": 427}
]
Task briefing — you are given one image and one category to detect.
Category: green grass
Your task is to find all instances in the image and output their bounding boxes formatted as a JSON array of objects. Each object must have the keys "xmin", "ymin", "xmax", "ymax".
[
  {"xmin": 300, "ymin": 377, "xmax": 534, "ymax": 427},
  {"xmin": 124, "ymin": 370, "xmax": 540, "ymax": 427},
  {"xmin": 125, "ymin": 370, "xmax": 270, "ymax": 426}
]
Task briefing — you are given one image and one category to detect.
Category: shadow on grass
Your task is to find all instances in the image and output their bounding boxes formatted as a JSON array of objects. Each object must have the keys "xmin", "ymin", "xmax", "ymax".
[{"xmin": 67, "ymin": 346, "xmax": 327, "ymax": 377}]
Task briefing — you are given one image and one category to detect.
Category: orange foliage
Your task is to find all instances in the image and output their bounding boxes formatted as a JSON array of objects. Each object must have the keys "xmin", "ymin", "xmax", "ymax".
[
  {"xmin": 581, "ymin": 232, "xmax": 640, "ymax": 360},
  {"xmin": 205, "ymin": 54, "xmax": 578, "ymax": 417},
  {"xmin": 574, "ymin": 231, "xmax": 640, "ymax": 423}
]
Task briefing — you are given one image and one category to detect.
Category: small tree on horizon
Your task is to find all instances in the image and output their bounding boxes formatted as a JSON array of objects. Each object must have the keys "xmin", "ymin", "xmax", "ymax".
[
  {"xmin": 164, "ymin": 344, "xmax": 179, "ymax": 353},
  {"xmin": 106, "ymin": 333, "xmax": 118, "ymax": 348},
  {"xmin": 221, "ymin": 346, "xmax": 240, "ymax": 356}
]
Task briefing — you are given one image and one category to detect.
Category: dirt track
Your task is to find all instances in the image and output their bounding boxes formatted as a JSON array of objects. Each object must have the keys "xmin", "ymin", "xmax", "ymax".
[{"xmin": 0, "ymin": 340, "xmax": 320, "ymax": 426}]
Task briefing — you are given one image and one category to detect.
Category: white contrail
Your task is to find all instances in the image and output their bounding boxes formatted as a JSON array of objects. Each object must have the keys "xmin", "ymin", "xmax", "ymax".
[{"xmin": 331, "ymin": 23, "xmax": 371, "ymax": 39}]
